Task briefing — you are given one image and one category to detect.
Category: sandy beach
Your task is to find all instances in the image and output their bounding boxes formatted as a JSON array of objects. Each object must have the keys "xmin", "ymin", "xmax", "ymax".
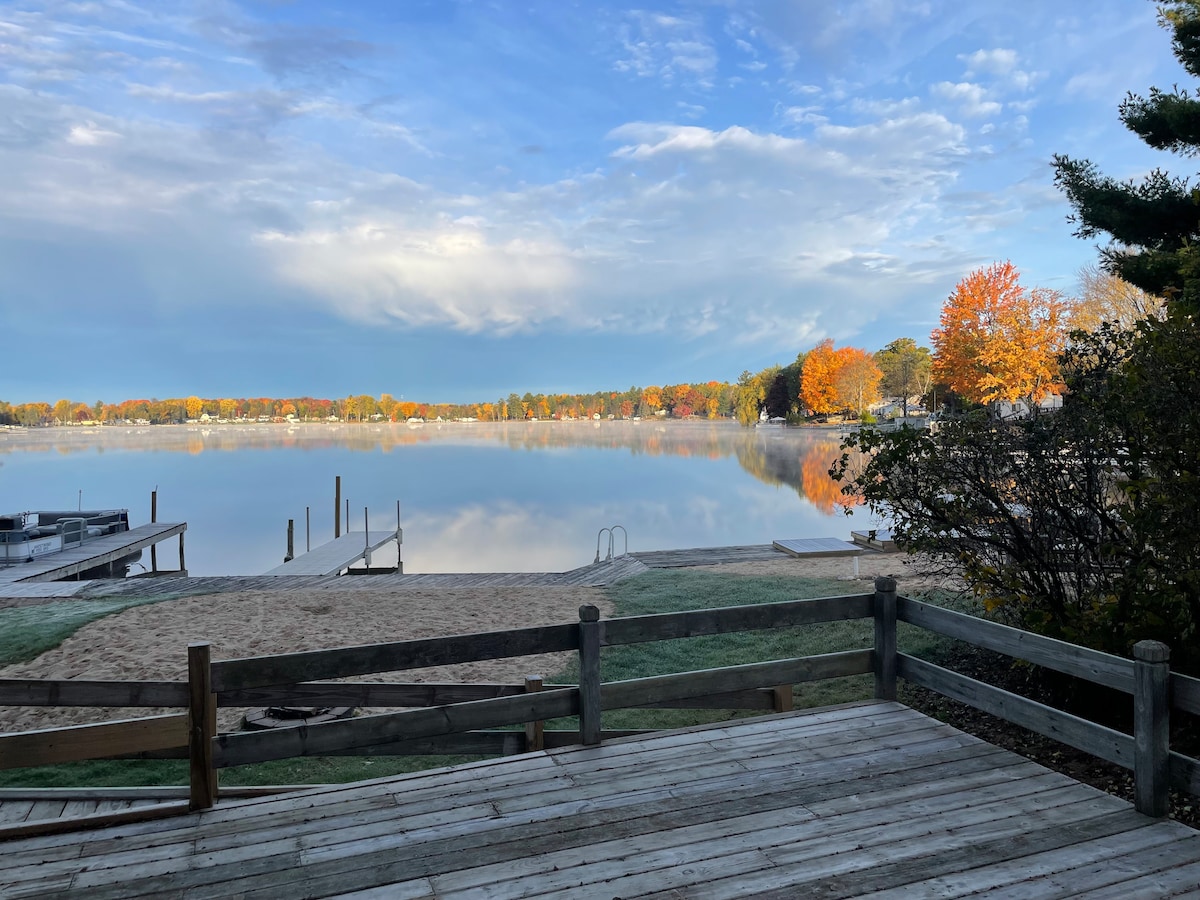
[{"xmin": 0, "ymin": 552, "xmax": 927, "ymax": 734}]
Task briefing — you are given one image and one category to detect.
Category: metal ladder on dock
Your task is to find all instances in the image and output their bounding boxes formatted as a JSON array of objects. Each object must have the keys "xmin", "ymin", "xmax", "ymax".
[{"xmin": 594, "ymin": 525, "xmax": 628, "ymax": 563}]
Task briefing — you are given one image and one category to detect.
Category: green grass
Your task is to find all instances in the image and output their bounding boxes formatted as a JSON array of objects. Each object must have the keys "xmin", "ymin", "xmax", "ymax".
[
  {"xmin": 0, "ymin": 596, "xmax": 178, "ymax": 666},
  {"xmin": 544, "ymin": 570, "xmax": 950, "ymax": 732},
  {"xmin": 0, "ymin": 570, "xmax": 963, "ymax": 788}
]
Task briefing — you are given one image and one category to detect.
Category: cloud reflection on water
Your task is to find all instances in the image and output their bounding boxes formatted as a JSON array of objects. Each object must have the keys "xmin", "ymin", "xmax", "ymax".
[{"xmin": 0, "ymin": 421, "xmax": 865, "ymax": 574}]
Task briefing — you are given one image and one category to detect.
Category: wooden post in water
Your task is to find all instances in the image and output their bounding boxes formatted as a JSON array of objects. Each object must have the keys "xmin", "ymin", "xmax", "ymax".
[
  {"xmin": 874, "ymin": 576, "xmax": 898, "ymax": 701},
  {"xmin": 1133, "ymin": 640, "xmax": 1171, "ymax": 817},
  {"xmin": 306, "ymin": 506, "xmax": 311, "ymax": 552},
  {"xmin": 525, "ymin": 675, "xmax": 545, "ymax": 751},
  {"xmin": 285, "ymin": 519, "xmax": 294, "ymax": 563},
  {"xmin": 579, "ymin": 605, "xmax": 602, "ymax": 745},
  {"xmin": 334, "ymin": 476, "xmax": 341, "ymax": 538},
  {"xmin": 187, "ymin": 642, "xmax": 217, "ymax": 810},
  {"xmin": 150, "ymin": 490, "xmax": 158, "ymax": 573}
]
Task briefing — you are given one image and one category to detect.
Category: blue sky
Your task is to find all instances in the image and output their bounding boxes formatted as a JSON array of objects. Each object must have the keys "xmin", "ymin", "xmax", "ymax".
[{"xmin": 0, "ymin": 0, "xmax": 1184, "ymax": 404}]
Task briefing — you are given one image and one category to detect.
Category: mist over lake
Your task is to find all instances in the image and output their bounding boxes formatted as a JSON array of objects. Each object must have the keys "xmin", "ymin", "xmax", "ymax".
[{"xmin": 0, "ymin": 421, "xmax": 868, "ymax": 576}]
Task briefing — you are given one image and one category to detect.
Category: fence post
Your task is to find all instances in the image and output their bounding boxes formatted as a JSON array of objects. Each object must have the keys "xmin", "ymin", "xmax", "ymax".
[
  {"xmin": 874, "ymin": 576, "xmax": 898, "ymax": 701},
  {"xmin": 772, "ymin": 685, "xmax": 794, "ymax": 712},
  {"xmin": 579, "ymin": 605, "xmax": 602, "ymax": 746},
  {"xmin": 1133, "ymin": 640, "xmax": 1171, "ymax": 818},
  {"xmin": 187, "ymin": 642, "xmax": 217, "ymax": 811},
  {"xmin": 525, "ymin": 675, "xmax": 545, "ymax": 752}
]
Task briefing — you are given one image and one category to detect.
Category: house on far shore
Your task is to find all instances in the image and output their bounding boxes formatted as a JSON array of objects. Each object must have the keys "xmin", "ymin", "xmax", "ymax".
[{"xmin": 996, "ymin": 394, "xmax": 1063, "ymax": 420}]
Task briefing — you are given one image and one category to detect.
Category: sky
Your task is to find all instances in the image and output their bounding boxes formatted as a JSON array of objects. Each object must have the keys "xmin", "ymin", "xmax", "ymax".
[{"xmin": 0, "ymin": 0, "xmax": 1188, "ymax": 404}]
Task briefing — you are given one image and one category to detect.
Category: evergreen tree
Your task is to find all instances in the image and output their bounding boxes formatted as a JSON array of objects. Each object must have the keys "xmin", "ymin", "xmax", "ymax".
[{"xmin": 1053, "ymin": 1, "xmax": 1200, "ymax": 308}]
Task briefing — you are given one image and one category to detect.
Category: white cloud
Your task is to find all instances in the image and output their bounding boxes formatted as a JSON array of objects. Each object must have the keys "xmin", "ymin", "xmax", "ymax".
[
  {"xmin": 959, "ymin": 48, "xmax": 1018, "ymax": 76},
  {"xmin": 256, "ymin": 221, "xmax": 578, "ymax": 333},
  {"xmin": 930, "ymin": 81, "xmax": 1002, "ymax": 117},
  {"xmin": 612, "ymin": 11, "xmax": 717, "ymax": 87},
  {"xmin": 958, "ymin": 48, "xmax": 1039, "ymax": 92},
  {"xmin": 66, "ymin": 121, "xmax": 121, "ymax": 145}
]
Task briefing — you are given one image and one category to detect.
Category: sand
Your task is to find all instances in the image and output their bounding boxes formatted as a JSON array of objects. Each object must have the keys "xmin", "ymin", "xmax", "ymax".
[{"xmin": 0, "ymin": 552, "xmax": 937, "ymax": 733}]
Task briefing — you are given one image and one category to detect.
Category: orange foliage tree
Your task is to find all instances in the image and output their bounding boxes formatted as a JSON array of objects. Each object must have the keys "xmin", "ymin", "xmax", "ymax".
[
  {"xmin": 800, "ymin": 339, "xmax": 839, "ymax": 415},
  {"xmin": 832, "ymin": 347, "xmax": 883, "ymax": 416},
  {"xmin": 800, "ymin": 339, "xmax": 883, "ymax": 416},
  {"xmin": 932, "ymin": 262, "xmax": 1067, "ymax": 406}
]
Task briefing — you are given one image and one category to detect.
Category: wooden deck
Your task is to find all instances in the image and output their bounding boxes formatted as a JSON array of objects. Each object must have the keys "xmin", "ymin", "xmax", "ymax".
[{"xmin": 5, "ymin": 701, "xmax": 1200, "ymax": 898}]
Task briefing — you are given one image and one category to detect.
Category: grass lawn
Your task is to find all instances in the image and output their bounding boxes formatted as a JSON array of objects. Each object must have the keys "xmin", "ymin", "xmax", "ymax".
[{"xmin": 0, "ymin": 570, "xmax": 957, "ymax": 788}]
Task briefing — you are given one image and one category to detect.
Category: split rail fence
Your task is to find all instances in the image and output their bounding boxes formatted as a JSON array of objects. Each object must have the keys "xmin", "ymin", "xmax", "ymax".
[{"xmin": 2, "ymin": 577, "xmax": 1200, "ymax": 828}]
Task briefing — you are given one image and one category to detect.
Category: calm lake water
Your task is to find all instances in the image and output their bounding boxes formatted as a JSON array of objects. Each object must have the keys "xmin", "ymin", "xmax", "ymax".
[{"xmin": 0, "ymin": 421, "xmax": 868, "ymax": 576}]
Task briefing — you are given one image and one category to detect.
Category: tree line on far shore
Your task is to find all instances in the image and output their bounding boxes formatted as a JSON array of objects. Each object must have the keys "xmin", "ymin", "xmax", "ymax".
[{"xmin": 0, "ymin": 383, "xmax": 745, "ymax": 427}]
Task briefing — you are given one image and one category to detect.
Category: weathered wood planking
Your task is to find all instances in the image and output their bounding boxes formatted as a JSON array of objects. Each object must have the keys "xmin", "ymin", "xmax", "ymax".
[
  {"xmin": 211, "ymin": 623, "xmax": 580, "ymax": 691},
  {"xmin": 213, "ymin": 687, "xmax": 581, "ymax": 767},
  {"xmin": 6, "ymin": 702, "xmax": 1199, "ymax": 898},
  {"xmin": 0, "ymin": 714, "xmax": 188, "ymax": 769},
  {"xmin": 600, "ymin": 650, "xmax": 872, "ymax": 711},
  {"xmin": 0, "ymin": 678, "xmax": 188, "ymax": 707},
  {"xmin": 898, "ymin": 653, "xmax": 1135, "ymax": 769},
  {"xmin": 601, "ymin": 594, "xmax": 873, "ymax": 645},
  {"xmin": 899, "ymin": 596, "xmax": 1136, "ymax": 693}
]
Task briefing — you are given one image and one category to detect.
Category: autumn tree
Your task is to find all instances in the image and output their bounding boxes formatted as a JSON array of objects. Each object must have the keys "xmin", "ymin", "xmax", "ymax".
[
  {"xmin": 800, "ymin": 339, "xmax": 839, "ymax": 416},
  {"xmin": 52, "ymin": 398, "xmax": 73, "ymax": 425},
  {"xmin": 1069, "ymin": 264, "xmax": 1165, "ymax": 333},
  {"xmin": 734, "ymin": 370, "xmax": 767, "ymax": 426},
  {"xmin": 832, "ymin": 347, "xmax": 883, "ymax": 417},
  {"xmin": 932, "ymin": 262, "xmax": 1067, "ymax": 409},
  {"xmin": 875, "ymin": 338, "xmax": 932, "ymax": 418}
]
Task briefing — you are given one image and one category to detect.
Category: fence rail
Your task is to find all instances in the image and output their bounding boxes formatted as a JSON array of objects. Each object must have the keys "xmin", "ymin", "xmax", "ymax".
[{"xmin": 1, "ymin": 579, "xmax": 1198, "ymax": 821}]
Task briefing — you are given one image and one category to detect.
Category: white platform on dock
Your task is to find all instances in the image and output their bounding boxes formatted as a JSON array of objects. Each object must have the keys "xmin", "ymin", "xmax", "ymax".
[
  {"xmin": 772, "ymin": 537, "xmax": 863, "ymax": 558},
  {"xmin": 262, "ymin": 530, "xmax": 399, "ymax": 576},
  {"xmin": 0, "ymin": 523, "xmax": 186, "ymax": 585}
]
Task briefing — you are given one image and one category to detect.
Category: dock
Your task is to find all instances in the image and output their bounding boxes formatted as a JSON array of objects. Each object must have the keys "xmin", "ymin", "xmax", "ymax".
[
  {"xmin": 5, "ymin": 701, "xmax": 1200, "ymax": 897},
  {"xmin": 262, "ymin": 529, "xmax": 401, "ymax": 576},
  {"xmin": 0, "ymin": 523, "xmax": 186, "ymax": 586}
]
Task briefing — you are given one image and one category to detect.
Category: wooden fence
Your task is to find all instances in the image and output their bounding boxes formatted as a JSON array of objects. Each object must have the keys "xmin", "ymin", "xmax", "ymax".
[{"xmin": 2, "ymin": 576, "xmax": 1199, "ymax": 821}]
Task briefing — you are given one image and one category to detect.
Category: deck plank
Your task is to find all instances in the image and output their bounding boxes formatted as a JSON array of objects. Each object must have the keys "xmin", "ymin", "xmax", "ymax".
[{"xmin": 3, "ymin": 701, "xmax": 1198, "ymax": 898}]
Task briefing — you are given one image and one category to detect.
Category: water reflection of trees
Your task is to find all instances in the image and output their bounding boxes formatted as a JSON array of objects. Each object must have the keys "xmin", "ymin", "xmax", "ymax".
[
  {"xmin": 735, "ymin": 433, "xmax": 860, "ymax": 514},
  {"xmin": 0, "ymin": 422, "xmax": 860, "ymax": 512}
]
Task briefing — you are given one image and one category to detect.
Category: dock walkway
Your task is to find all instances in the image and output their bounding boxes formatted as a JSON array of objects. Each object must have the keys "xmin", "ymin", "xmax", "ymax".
[
  {"xmin": 4, "ymin": 701, "xmax": 1200, "ymax": 897},
  {"xmin": 262, "ymin": 530, "xmax": 399, "ymax": 576},
  {"xmin": 0, "ymin": 523, "xmax": 186, "ymax": 586}
]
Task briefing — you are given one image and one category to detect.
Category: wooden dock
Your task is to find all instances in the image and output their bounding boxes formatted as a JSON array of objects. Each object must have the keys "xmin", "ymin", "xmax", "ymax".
[
  {"xmin": 5, "ymin": 701, "xmax": 1200, "ymax": 897},
  {"xmin": 262, "ymin": 530, "xmax": 400, "ymax": 576},
  {"xmin": 0, "ymin": 523, "xmax": 186, "ymax": 585}
]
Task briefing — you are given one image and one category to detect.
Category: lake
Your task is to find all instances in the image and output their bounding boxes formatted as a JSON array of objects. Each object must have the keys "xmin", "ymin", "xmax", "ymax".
[{"xmin": 0, "ymin": 421, "xmax": 868, "ymax": 576}]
